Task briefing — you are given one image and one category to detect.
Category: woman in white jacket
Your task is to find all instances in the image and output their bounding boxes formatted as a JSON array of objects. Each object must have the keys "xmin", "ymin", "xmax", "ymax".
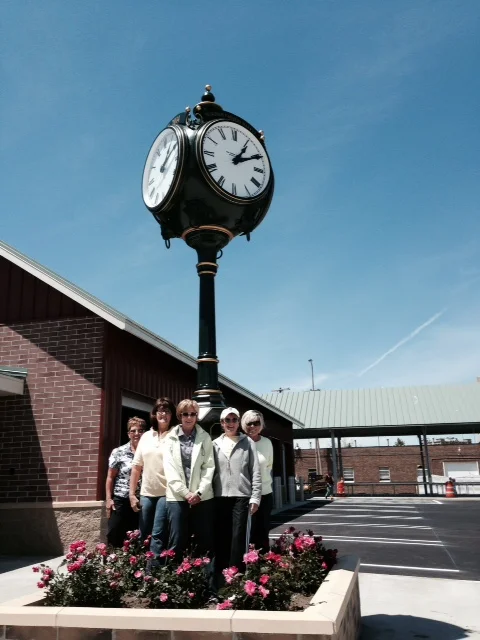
[
  {"xmin": 212, "ymin": 407, "xmax": 261, "ymax": 574},
  {"xmin": 163, "ymin": 399, "xmax": 215, "ymax": 561}
]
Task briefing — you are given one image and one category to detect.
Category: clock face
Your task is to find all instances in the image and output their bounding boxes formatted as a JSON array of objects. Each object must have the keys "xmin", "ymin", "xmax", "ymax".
[
  {"xmin": 142, "ymin": 127, "xmax": 183, "ymax": 210},
  {"xmin": 198, "ymin": 121, "xmax": 271, "ymax": 202}
]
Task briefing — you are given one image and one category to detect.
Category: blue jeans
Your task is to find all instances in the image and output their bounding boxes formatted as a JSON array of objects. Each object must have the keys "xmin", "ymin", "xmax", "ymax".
[
  {"xmin": 325, "ymin": 484, "xmax": 334, "ymax": 499},
  {"xmin": 139, "ymin": 496, "xmax": 168, "ymax": 558},
  {"xmin": 167, "ymin": 499, "xmax": 215, "ymax": 559}
]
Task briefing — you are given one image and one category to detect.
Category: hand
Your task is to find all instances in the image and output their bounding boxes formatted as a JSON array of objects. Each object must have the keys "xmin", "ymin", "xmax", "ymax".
[
  {"xmin": 232, "ymin": 154, "xmax": 263, "ymax": 165},
  {"xmin": 249, "ymin": 503, "xmax": 259, "ymax": 515},
  {"xmin": 106, "ymin": 498, "xmax": 115, "ymax": 518},
  {"xmin": 160, "ymin": 144, "xmax": 175, "ymax": 173},
  {"xmin": 228, "ymin": 140, "xmax": 249, "ymax": 162},
  {"xmin": 130, "ymin": 495, "xmax": 141, "ymax": 512},
  {"xmin": 186, "ymin": 492, "xmax": 201, "ymax": 506}
]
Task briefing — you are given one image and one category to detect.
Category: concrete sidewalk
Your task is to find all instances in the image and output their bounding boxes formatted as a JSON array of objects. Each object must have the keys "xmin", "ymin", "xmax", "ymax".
[
  {"xmin": 0, "ymin": 556, "xmax": 64, "ymax": 604},
  {"xmin": 360, "ymin": 572, "xmax": 480, "ymax": 639}
]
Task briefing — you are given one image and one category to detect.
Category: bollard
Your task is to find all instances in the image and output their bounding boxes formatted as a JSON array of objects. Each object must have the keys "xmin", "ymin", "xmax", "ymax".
[
  {"xmin": 273, "ymin": 476, "xmax": 283, "ymax": 510},
  {"xmin": 287, "ymin": 476, "xmax": 296, "ymax": 505},
  {"xmin": 299, "ymin": 476, "xmax": 305, "ymax": 502}
]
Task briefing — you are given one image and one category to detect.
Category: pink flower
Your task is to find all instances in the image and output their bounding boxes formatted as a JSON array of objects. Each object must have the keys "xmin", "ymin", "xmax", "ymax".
[
  {"xmin": 243, "ymin": 550, "xmax": 260, "ymax": 564},
  {"xmin": 107, "ymin": 553, "xmax": 118, "ymax": 562},
  {"xmin": 145, "ymin": 551, "xmax": 155, "ymax": 560},
  {"xmin": 216, "ymin": 600, "xmax": 233, "ymax": 610},
  {"xmin": 96, "ymin": 543, "xmax": 107, "ymax": 556},
  {"xmin": 279, "ymin": 561, "xmax": 290, "ymax": 570},
  {"xmin": 244, "ymin": 580, "xmax": 257, "ymax": 596},
  {"xmin": 259, "ymin": 586, "xmax": 270, "ymax": 599},
  {"xmin": 188, "ymin": 592, "xmax": 195, "ymax": 599},
  {"xmin": 202, "ymin": 557, "xmax": 211, "ymax": 565},
  {"xmin": 321, "ymin": 561, "xmax": 329, "ymax": 570},
  {"xmin": 176, "ymin": 560, "xmax": 192, "ymax": 574},
  {"xmin": 144, "ymin": 575, "xmax": 152, "ymax": 582},
  {"xmin": 65, "ymin": 552, "xmax": 74, "ymax": 560},
  {"xmin": 127, "ymin": 530, "xmax": 141, "ymax": 540},
  {"xmin": 259, "ymin": 574, "xmax": 270, "ymax": 585},
  {"xmin": 302, "ymin": 536, "xmax": 316, "ymax": 549},
  {"xmin": 109, "ymin": 581, "xmax": 118, "ymax": 589},
  {"xmin": 32, "ymin": 566, "xmax": 40, "ymax": 573},
  {"xmin": 222, "ymin": 566, "xmax": 239, "ymax": 584},
  {"xmin": 129, "ymin": 556, "xmax": 138, "ymax": 565},
  {"xmin": 134, "ymin": 570, "xmax": 143, "ymax": 579},
  {"xmin": 159, "ymin": 593, "xmax": 168, "ymax": 602},
  {"xmin": 37, "ymin": 581, "xmax": 45, "ymax": 589},
  {"xmin": 123, "ymin": 541, "xmax": 131, "ymax": 552},
  {"xmin": 264, "ymin": 551, "xmax": 282, "ymax": 563},
  {"xmin": 69, "ymin": 540, "xmax": 86, "ymax": 554},
  {"xmin": 160, "ymin": 549, "xmax": 176, "ymax": 558}
]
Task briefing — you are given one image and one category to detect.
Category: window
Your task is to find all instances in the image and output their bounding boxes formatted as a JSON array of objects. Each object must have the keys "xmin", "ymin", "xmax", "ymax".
[
  {"xmin": 379, "ymin": 467, "xmax": 391, "ymax": 482},
  {"xmin": 343, "ymin": 467, "xmax": 355, "ymax": 483}
]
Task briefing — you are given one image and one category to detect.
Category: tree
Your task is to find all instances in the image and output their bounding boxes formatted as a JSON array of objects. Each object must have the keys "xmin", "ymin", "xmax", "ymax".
[{"xmin": 393, "ymin": 438, "xmax": 406, "ymax": 447}]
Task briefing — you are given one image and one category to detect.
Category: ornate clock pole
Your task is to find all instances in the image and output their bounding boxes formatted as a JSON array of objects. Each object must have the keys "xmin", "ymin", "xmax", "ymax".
[{"xmin": 141, "ymin": 85, "xmax": 274, "ymax": 433}]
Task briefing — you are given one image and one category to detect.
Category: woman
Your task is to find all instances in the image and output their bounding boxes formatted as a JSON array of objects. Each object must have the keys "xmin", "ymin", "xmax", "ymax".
[
  {"xmin": 241, "ymin": 410, "xmax": 274, "ymax": 552},
  {"xmin": 213, "ymin": 407, "xmax": 262, "ymax": 574},
  {"xmin": 163, "ymin": 399, "xmax": 215, "ymax": 560},
  {"xmin": 106, "ymin": 416, "xmax": 145, "ymax": 547},
  {"xmin": 129, "ymin": 397, "xmax": 175, "ymax": 561}
]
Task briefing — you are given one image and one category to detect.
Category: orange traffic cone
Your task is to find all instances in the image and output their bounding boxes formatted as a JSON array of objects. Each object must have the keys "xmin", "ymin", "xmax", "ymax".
[
  {"xmin": 445, "ymin": 480, "xmax": 456, "ymax": 498},
  {"xmin": 337, "ymin": 478, "xmax": 346, "ymax": 497}
]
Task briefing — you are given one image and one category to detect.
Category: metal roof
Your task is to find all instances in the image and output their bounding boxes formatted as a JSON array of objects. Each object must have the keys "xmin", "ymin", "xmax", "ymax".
[
  {"xmin": 261, "ymin": 385, "xmax": 480, "ymax": 436},
  {"xmin": 0, "ymin": 240, "xmax": 299, "ymax": 425}
]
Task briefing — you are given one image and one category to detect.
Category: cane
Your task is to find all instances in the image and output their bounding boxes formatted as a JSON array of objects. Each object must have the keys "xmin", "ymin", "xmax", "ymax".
[{"xmin": 245, "ymin": 510, "xmax": 252, "ymax": 554}]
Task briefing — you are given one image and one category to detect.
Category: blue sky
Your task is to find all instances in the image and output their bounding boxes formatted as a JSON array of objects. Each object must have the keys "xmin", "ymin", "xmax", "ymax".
[{"xmin": 2, "ymin": 1, "xmax": 480, "ymax": 413}]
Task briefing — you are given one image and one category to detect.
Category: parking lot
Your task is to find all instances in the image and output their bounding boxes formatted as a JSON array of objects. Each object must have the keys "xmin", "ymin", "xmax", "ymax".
[{"xmin": 271, "ymin": 496, "xmax": 480, "ymax": 581}]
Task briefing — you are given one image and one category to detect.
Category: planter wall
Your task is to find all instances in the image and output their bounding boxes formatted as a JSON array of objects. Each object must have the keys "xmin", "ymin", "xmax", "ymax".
[{"xmin": 0, "ymin": 556, "xmax": 360, "ymax": 640}]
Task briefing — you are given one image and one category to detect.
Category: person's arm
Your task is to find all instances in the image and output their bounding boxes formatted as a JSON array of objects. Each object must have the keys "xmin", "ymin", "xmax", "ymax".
[
  {"xmin": 248, "ymin": 440, "xmax": 262, "ymax": 513},
  {"xmin": 105, "ymin": 468, "xmax": 118, "ymax": 517},
  {"xmin": 129, "ymin": 465, "xmax": 142, "ymax": 512},
  {"xmin": 196, "ymin": 438, "xmax": 215, "ymax": 499},
  {"xmin": 164, "ymin": 441, "xmax": 190, "ymax": 500}
]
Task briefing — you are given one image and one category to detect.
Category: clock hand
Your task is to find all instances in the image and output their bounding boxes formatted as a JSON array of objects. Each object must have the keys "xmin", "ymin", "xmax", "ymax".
[
  {"xmin": 230, "ymin": 140, "xmax": 249, "ymax": 162},
  {"xmin": 233, "ymin": 153, "xmax": 263, "ymax": 164},
  {"xmin": 160, "ymin": 145, "xmax": 175, "ymax": 173}
]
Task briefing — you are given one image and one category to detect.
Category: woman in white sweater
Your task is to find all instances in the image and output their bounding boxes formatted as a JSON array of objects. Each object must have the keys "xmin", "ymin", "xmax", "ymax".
[{"xmin": 241, "ymin": 409, "xmax": 274, "ymax": 552}]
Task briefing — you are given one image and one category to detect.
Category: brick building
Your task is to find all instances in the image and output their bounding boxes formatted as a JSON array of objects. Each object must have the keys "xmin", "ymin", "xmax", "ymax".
[
  {"xmin": 0, "ymin": 241, "xmax": 296, "ymax": 554},
  {"xmin": 295, "ymin": 443, "xmax": 480, "ymax": 494}
]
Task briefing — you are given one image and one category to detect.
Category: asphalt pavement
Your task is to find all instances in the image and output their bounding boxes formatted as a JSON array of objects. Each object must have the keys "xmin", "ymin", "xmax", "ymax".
[{"xmin": 270, "ymin": 496, "xmax": 480, "ymax": 581}]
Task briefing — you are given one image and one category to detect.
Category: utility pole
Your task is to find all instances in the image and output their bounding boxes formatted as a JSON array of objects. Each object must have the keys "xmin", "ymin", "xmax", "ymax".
[{"xmin": 308, "ymin": 359, "xmax": 315, "ymax": 391}]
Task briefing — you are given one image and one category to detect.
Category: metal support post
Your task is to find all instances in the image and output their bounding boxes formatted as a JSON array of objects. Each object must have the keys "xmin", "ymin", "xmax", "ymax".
[
  {"xmin": 418, "ymin": 434, "xmax": 428, "ymax": 495},
  {"xmin": 422, "ymin": 427, "xmax": 434, "ymax": 495},
  {"xmin": 331, "ymin": 431, "xmax": 338, "ymax": 489}
]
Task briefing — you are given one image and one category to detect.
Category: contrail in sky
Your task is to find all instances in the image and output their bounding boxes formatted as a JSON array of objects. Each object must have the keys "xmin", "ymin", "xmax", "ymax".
[{"xmin": 358, "ymin": 308, "xmax": 447, "ymax": 377}]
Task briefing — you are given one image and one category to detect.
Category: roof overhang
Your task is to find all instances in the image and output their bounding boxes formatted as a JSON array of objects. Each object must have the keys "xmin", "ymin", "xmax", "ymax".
[{"xmin": 293, "ymin": 423, "xmax": 480, "ymax": 438}]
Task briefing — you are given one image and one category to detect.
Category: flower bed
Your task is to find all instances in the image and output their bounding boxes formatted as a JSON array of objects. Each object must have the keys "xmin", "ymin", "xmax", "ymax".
[{"xmin": 32, "ymin": 527, "xmax": 338, "ymax": 611}]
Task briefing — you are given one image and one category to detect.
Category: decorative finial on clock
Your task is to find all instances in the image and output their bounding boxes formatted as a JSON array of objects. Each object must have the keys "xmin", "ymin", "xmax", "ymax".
[{"xmin": 194, "ymin": 84, "xmax": 223, "ymax": 116}]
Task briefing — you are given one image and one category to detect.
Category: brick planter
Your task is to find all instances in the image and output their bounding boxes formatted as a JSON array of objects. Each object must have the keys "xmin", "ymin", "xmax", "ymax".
[{"xmin": 0, "ymin": 556, "xmax": 360, "ymax": 640}]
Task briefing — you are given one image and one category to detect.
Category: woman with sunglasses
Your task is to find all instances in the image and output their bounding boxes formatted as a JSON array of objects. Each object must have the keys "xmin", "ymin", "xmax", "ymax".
[
  {"xmin": 241, "ymin": 410, "xmax": 274, "ymax": 552},
  {"xmin": 106, "ymin": 416, "xmax": 146, "ymax": 547},
  {"xmin": 163, "ymin": 399, "xmax": 215, "ymax": 562},
  {"xmin": 129, "ymin": 397, "xmax": 176, "ymax": 563},
  {"xmin": 212, "ymin": 407, "xmax": 261, "ymax": 578}
]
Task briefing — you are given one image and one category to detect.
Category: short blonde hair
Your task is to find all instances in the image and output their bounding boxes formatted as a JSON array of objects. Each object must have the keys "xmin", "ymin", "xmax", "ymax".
[
  {"xmin": 176, "ymin": 399, "xmax": 200, "ymax": 421},
  {"xmin": 241, "ymin": 410, "xmax": 265, "ymax": 432},
  {"xmin": 127, "ymin": 416, "xmax": 146, "ymax": 431}
]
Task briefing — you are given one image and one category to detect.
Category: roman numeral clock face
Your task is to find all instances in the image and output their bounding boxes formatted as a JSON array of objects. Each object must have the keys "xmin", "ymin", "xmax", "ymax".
[
  {"xmin": 199, "ymin": 121, "xmax": 271, "ymax": 202},
  {"xmin": 142, "ymin": 126, "xmax": 184, "ymax": 211}
]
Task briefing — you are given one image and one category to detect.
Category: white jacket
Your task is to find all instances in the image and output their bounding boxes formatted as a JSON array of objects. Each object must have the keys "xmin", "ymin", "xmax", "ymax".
[{"xmin": 163, "ymin": 425, "xmax": 215, "ymax": 502}]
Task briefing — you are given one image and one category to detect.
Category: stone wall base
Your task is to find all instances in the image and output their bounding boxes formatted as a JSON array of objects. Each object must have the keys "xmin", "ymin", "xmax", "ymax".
[{"xmin": 0, "ymin": 502, "xmax": 106, "ymax": 555}]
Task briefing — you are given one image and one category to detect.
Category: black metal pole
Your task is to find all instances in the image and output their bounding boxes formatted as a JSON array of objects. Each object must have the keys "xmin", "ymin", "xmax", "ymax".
[
  {"xmin": 331, "ymin": 431, "xmax": 338, "ymax": 490},
  {"xmin": 337, "ymin": 436, "xmax": 343, "ymax": 478},
  {"xmin": 418, "ymin": 434, "xmax": 428, "ymax": 496},
  {"xmin": 422, "ymin": 427, "xmax": 434, "ymax": 496}
]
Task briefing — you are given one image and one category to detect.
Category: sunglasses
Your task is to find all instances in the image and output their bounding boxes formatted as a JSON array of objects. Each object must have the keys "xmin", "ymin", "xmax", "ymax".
[
  {"xmin": 223, "ymin": 417, "xmax": 239, "ymax": 423},
  {"xmin": 156, "ymin": 409, "xmax": 171, "ymax": 414},
  {"xmin": 246, "ymin": 420, "xmax": 261, "ymax": 427},
  {"xmin": 182, "ymin": 412, "xmax": 197, "ymax": 418},
  {"xmin": 129, "ymin": 429, "xmax": 144, "ymax": 434}
]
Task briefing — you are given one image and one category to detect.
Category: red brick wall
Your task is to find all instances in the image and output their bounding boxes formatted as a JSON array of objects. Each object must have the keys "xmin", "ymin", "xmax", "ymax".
[
  {"xmin": 295, "ymin": 443, "xmax": 480, "ymax": 483},
  {"xmin": 0, "ymin": 317, "xmax": 104, "ymax": 502}
]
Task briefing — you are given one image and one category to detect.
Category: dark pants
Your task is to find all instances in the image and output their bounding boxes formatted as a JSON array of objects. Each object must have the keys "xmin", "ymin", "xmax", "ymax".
[
  {"xmin": 167, "ymin": 498, "xmax": 215, "ymax": 559},
  {"xmin": 107, "ymin": 497, "xmax": 139, "ymax": 548},
  {"xmin": 139, "ymin": 495, "xmax": 168, "ymax": 558},
  {"xmin": 250, "ymin": 492, "xmax": 273, "ymax": 552},
  {"xmin": 214, "ymin": 497, "xmax": 250, "ymax": 573}
]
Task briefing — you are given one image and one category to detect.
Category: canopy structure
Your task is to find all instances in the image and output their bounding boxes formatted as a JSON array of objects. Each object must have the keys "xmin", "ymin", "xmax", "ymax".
[{"xmin": 262, "ymin": 384, "xmax": 480, "ymax": 493}]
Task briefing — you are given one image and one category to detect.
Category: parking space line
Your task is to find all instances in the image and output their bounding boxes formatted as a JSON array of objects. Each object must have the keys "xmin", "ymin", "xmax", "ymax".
[
  {"xmin": 271, "ymin": 521, "xmax": 432, "ymax": 529},
  {"xmin": 361, "ymin": 563, "xmax": 460, "ymax": 573},
  {"xmin": 273, "ymin": 514, "xmax": 424, "ymax": 520}
]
